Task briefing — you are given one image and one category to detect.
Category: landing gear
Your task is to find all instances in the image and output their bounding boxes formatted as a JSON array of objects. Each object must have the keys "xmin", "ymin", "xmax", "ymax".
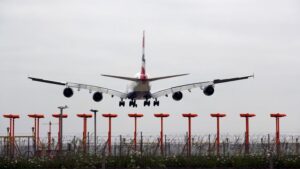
[
  {"xmin": 129, "ymin": 100, "xmax": 138, "ymax": 108},
  {"xmin": 143, "ymin": 100, "xmax": 151, "ymax": 106},
  {"xmin": 153, "ymin": 99, "xmax": 160, "ymax": 106},
  {"xmin": 119, "ymin": 100, "xmax": 125, "ymax": 107},
  {"xmin": 118, "ymin": 98, "xmax": 159, "ymax": 107}
]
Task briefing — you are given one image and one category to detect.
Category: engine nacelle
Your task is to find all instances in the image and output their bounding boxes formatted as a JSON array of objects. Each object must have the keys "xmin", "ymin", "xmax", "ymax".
[
  {"xmin": 203, "ymin": 85, "xmax": 214, "ymax": 96},
  {"xmin": 93, "ymin": 92, "xmax": 103, "ymax": 102},
  {"xmin": 63, "ymin": 87, "xmax": 73, "ymax": 98},
  {"xmin": 172, "ymin": 91, "xmax": 183, "ymax": 101}
]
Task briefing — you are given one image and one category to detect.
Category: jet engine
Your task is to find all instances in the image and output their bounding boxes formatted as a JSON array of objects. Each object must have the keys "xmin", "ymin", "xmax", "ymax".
[
  {"xmin": 172, "ymin": 91, "xmax": 183, "ymax": 101},
  {"xmin": 203, "ymin": 85, "xmax": 214, "ymax": 96},
  {"xmin": 63, "ymin": 87, "xmax": 73, "ymax": 98},
  {"xmin": 93, "ymin": 92, "xmax": 103, "ymax": 102}
]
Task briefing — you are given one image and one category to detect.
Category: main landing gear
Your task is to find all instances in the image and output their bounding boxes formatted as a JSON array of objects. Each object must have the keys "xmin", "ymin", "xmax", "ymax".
[
  {"xmin": 119, "ymin": 99, "xmax": 160, "ymax": 107},
  {"xmin": 129, "ymin": 100, "xmax": 138, "ymax": 107},
  {"xmin": 119, "ymin": 100, "xmax": 125, "ymax": 107},
  {"xmin": 143, "ymin": 100, "xmax": 151, "ymax": 106},
  {"xmin": 153, "ymin": 99, "xmax": 160, "ymax": 106}
]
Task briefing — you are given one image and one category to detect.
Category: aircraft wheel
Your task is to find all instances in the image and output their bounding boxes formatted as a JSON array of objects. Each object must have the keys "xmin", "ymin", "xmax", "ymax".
[
  {"xmin": 153, "ymin": 100, "xmax": 160, "ymax": 106},
  {"xmin": 119, "ymin": 101, "xmax": 125, "ymax": 107},
  {"xmin": 144, "ymin": 100, "xmax": 151, "ymax": 106}
]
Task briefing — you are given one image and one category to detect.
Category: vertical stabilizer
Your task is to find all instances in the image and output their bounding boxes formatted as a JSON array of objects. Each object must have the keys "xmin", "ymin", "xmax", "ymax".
[{"xmin": 140, "ymin": 31, "xmax": 147, "ymax": 80}]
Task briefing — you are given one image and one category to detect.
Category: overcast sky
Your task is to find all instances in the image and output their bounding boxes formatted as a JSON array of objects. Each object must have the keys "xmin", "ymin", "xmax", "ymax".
[{"xmin": 0, "ymin": 0, "xmax": 299, "ymax": 139}]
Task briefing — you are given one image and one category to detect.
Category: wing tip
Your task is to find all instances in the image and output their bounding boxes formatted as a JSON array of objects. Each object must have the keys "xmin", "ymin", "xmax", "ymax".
[
  {"xmin": 101, "ymin": 74, "xmax": 109, "ymax": 77},
  {"xmin": 248, "ymin": 73, "xmax": 254, "ymax": 79},
  {"xmin": 28, "ymin": 76, "xmax": 35, "ymax": 80}
]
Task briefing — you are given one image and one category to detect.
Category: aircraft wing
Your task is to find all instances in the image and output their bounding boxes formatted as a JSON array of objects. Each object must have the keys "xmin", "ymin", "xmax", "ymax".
[
  {"xmin": 151, "ymin": 75, "xmax": 254, "ymax": 99},
  {"xmin": 28, "ymin": 77, "xmax": 127, "ymax": 99}
]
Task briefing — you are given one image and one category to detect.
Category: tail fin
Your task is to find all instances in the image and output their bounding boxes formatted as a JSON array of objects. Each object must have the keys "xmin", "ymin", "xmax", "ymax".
[{"xmin": 140, "ymin": 31, "xmax": 147, "ymax": 80}]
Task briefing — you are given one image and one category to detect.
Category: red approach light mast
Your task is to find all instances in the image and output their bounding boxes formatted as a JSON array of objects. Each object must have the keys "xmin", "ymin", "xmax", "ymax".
[
  {"xmin": 182, "ymin": 113, "xmax": 198, "ymax": 156},
  {"xmin": 102, "ymin": 113, "xmax": 118, "ymax": 155},
  {"xmin": 52, "ymin": 113, "xmax": 68, "ymax": 152},
  {"xmin": 28, "ymin": 114, "xmax": 44, "ymax": 152},
  {"xmin": 128, "ymin": 113, "xmax": 144, "ymax": 151},
  {"xmin": 210, "ymin": 113, "xmax": 226, "ymax": 156},
  {"xmin": 240, "ymin": 113, "xmax": 256, "ymax": 154},
  {"xmin": 77, "ymin": 113, "xmax": 93, "ymax": 153},
  {"xmin": 3, "ymin": 114, "xmax": 20, "ymax": 157},
  {"xmin": 154, "ymin": 113, "xmax": 169, "ymax": 156},
  {"xmin": 270, "ymin": 113, "xmax": 286, "ymax": 154}
]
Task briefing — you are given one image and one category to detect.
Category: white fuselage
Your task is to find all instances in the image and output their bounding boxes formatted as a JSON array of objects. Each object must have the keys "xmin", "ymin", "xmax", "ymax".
[{"xmin": 126, "ymin": 73, "xmax": 151, "ymax": 100}]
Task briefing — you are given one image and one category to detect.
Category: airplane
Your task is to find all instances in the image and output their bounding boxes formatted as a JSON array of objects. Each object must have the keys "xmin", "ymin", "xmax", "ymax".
[{"xmin": 28, "ymin": 31, "xmax": 254, "ymax": 107}]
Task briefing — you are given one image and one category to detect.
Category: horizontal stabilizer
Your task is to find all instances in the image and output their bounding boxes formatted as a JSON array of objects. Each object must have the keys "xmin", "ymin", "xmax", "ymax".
[
  {"xmin": 101, "ymin": 74, "xmax": 138, "ymax": 81},
  {"xmin": 148, "ymin": 73, "xmax": 189, "ymax": 81}
]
